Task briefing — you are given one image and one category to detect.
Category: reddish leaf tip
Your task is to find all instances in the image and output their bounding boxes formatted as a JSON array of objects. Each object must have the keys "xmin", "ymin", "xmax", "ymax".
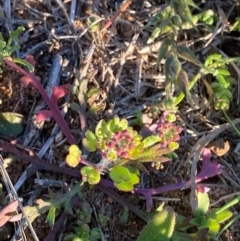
[{"xmin": 36, "ymin": 110, "xmax": 53, "ymax": 122}]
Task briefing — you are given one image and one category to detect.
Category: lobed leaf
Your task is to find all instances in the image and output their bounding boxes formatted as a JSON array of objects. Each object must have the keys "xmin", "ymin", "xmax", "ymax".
[
  {"xmin": 110, "ymin": 166, "xmax": 139, "ymax": 191},
  {"xmin": 66, "ymin": 145, "xmax": 82, "ymax": 167},
  {"xmin": 84, "ymin": 130, "xmax": 98, "ymax": 151},
  {"xmin": 81, "ymin": 166, "xmax": 101, "ymax": 185},
  {"xmin": 66, "ymin": 154, "xmax": 79, "ymax": 167}
]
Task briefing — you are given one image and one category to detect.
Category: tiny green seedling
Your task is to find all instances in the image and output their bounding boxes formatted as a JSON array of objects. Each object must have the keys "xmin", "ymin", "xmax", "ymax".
[{"xmin": 64, "ymin": 202, "xmax": 101, "ymax": 241}]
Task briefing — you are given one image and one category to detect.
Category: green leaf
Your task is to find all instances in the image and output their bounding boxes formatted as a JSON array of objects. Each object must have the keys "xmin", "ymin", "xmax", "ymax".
[
  {"xmin": 177, "ymin": 45, "xmax": 202, "ymax": 66},
  {"xmin": 110, "ymin": 166, "xmax": 130, "ymax": 183},
  {"xmin": 83, "ymin": 130, "xmax": 99, "ymax": 152},
  {"xmin": 137, "ymin": 145, "xmax": 171, "ymax": 163},
  {"xmin": 109, "ymin": 117, "xmax": 120, "ymax": 132},
  {"xmin": 176, "ymin": 70, "xmax": 194, "ymax": 106},
  {"xmin": 170, "ymin": 15, "xmax": 182, "ymax": 30},
  {"xmin": 46, "ymin": 206, "xmax": 56, "ymax": 227},
  {"xmin": 90, "ymin": 227, "xmax": 101, "ymax": 240},
  {"xmin": 81, "ymin": 166, "xmax": 101, "ymax": 185},
  {"xmin": 199, "ymin": 218, "xmax": 220, "ymax": 234},
  {"xmin": 19, "ymin": 199, "xmax": 52, "ymax": 227},
  {"xmin": 12, "ymin": 58, "xmax": 34, "ymax": 72},
  {"xmin": 172, "ymin": 229, "xmax": 208, "ymax": 241},
  {"xmin": 147, "ymin": 27, "xmax": 161, "ymax": 44},
  {"xmin": 193, "ymin": 192, "xmax": 210, "ymax": 217},
  {"xmin": 168, "ymin": 142, "xmax": 179, "ymax": 150},
  {"xmin": 159, "ymin": 19, "xmax": 173, "ymax": 35},
  {"xmin": 138, "ymin": 207, "xmax": 175, "ymax": 241},
  {"xmin": 118, "ymin": 118, "xmax": 128, "ymax": 131},
  {"xmin": 114, "ymin": 173, "xmax": 139, "ymax": 191},
  {"xmin": 120, "ymin": 207, "xmax": 129, "ymax": 224},
  {"xmin": 209, "ymin": 208, "xmax": 233, "ymax": 224},
  {"xmin": 5, "ymin": 45, "xmax": 20, "ymax": 57},
  {"xmin": 165, "ymin": 54, "xmax": 174, "ymax": 96},
  {"xmin": 0, "ymin": 112, "xmax": 24, "ymax": 137},
  {"xmin": 8, "ymin": 26, "xmax": 25, "ymax": 46},
  {"xmin": 177, "ymin": 3, "xmax": 198, "ymax": 31},
  {"xmin": 190, "ymin": 215, "xmax": 207, "ymax": 226},
  {"xmin": 0, "ymin": 35, "xmax": 6, "ymax": 50},
  {"xmin": 184, "ymin": 0, "xmax": 200, "ymax": 9},
  {"xmin": 216, "ymin": 69, "xmax": 230, "ymax": 76},
  {"xmin": 95, "ymin": 119, "xmax": 112, "ymax": 140},
  {"xmin": 169, "ymin": 55, "xmax": 182, "ymax": 81},
  {"xmin": 82, "ymin": 138, "xmax": 97, "ymax": 152},
  {"xmin": 157, "ymin": 38, "xmax": 171, "ymax": 65},
  {"xmin": 210, "ymin": 54, "xmax": 222, "ymax": 60},
  {"xmin": 216, "ymin": 74, "xmax": 228, "ymax": 88},
  {"xmin": 146, "ymin": 6, "xmax": 172, "ymax": 27},
  {"xmin": 110, "ymin": 166, "xmax": 139, "ymax": 191},
  {"xmin": 215, "ymin": 195, "xmax": 240, "ymax": 214},
  {"xmin": 142, "ymin": 135, "xmax": 162, "ymax": 148}
]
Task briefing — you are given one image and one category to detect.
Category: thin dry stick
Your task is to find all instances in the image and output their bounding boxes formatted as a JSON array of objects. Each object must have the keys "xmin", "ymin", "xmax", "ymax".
[
  {"xmin": 102, "ymin": 0, "xmax": 133, "ymax": 30},
  {"xmin": 75, "ymin": 43, "xmax": 96, "ymax": 139},
  {"xmin": 188, "ymin": 118, "xmax": 240, "ymax": 210},
  {"xmin": 114, "ymin": 33, "xmax": 139, "ymax": 87},
  {"xmin": 92, "ymin": 205, "xmax": 107, "ymax": 241},
  {"xmin": 54, "ymin": 0, "xmax": 75, "ymax": 33},
  {"xmin": 0, "ymin": 155, "xmax": 39, "ymax": 241},
  {"xmin": 210, "ymin": 191, "xmax": 240, "ymax": 207}
]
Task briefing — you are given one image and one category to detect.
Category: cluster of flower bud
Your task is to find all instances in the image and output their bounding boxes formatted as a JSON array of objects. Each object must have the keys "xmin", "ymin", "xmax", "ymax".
[
  {"xmin": 157, "ymin": 121, "xmax": 183, "ymax": 147},
  {"xmin": 101, "ymin": 129, "xmax": 140, "ymax": 161}
]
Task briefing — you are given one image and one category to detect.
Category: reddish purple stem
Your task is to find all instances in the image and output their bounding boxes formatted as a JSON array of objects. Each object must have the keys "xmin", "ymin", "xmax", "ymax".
[{"xmin": 4, "ymin": 57, "xmax": 76, "ymax": 144}]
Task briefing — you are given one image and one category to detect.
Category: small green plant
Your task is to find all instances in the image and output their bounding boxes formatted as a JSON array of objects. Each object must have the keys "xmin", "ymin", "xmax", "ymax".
[
  {"xmin": 146, "ymin": 1, "xmax": 216, "ymax": 44},
  {"xmin": 138, "ymin": 191, "xmax": 240, "ymax": 241},
  {"xmin": 201, "ymin": 54, "xmax": 236, "ymax": 111},
  {"xmin": 64, "ymin": 202, "xmax": 101, "ymax": 241},
  {"xmin": 98, "ymin": 213, "xmax": 110, "ymax": 228},
  {"xmin": 66, "ymin": 116, "xmax": 182, "ymax": 191},
  {"xmin": 64, "ymin": 224, "xmax": 100, "ymax": 241},
  {"xmin": 0, "ymin": 26, "xmax": 34, "ymax": 72}
]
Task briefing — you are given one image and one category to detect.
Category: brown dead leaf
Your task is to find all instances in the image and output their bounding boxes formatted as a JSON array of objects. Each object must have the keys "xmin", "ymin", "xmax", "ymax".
[
  {"xmin": 208, "ymin": 139, "xmax": 230, "ymax": 156},
  {"xmin": 0, "ymin": 200, "xmax": 19, "ymax": 227}
]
